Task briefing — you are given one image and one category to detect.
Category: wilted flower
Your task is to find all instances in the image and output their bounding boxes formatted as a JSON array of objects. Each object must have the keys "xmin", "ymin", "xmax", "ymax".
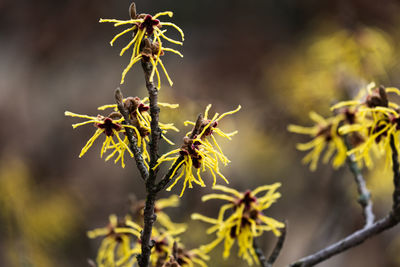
[
  {"xmin": 99, "ymin": 2, "xmax": 184, "ymax": 87},
  {"xmin": 155, "ymin": 105, "xmax": 241, "ymax": 196},
  {"xmin": 87, "ymin": 214, "xmax": 142, "ymax": 267},
  {"xmin": 192, "ymin": 184, "xmax": 284, "ymax": 265}
]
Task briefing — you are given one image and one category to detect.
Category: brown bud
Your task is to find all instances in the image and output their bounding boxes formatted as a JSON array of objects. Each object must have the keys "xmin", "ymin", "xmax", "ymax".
[
  {"xmin": 151, "ymin": 42, "xmax": 164, "ymax": 56},
  {"xmin": 115, "ymin": 88, "xmax": 124, "ymax": 106},
  {"xmin": 378, "ymin": 86, "xmax": 388, "ymax": 107},
  {"xmin": 129, "ymin": 2, "xmax": 137, "ymax": 19},
  {"xmin": 108, "ymin": 111, "xmax": 123, "ymax": 120},
  {"xmin": 141, "ymin": 38, "xmax": 153, "ymax": 58},
  {"xmin": 124, "ymin": 96, "xmax": 141, "ymax": 113},
  {"xmin": 183, "ymin": 136, "xmax": 191, "ymax": 145},
  {"xmin": 349, "ymin": 132, "xmax": 365, "ymax": 147}
]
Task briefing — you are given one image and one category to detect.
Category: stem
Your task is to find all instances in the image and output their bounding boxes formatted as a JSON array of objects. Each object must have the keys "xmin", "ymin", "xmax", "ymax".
[
  {"xmin": 254, "ymin": 225, "xmax": 287, "ymax": 267},
  {"xmin": 267, "ymin": 225, "xmax": 287, "ymax": 266},
  {"xmin": 137, "ymin": 60, "xmax": 161, "ymax": 267},
  {"xmin": 155, "ymin": 114, "xmax": 203, "ymax": 192},
  {"xmin": 390, "ymin": 134, "xmax": 400, "ymax": 212},
  {"xmin": 344, "ymin": 137, "xmax": 374, "ymax": 227},
  {"xmin": 289, "ymin": 214, "xmax": 399, "ymax": 267},
  {"xmin": 253, "ymin": 240, "xmax": 268, "ymax": 267},
  {"xmin": 115, "ymin": 88, "xmax": 149, "ymax": 180},
  {"xmin": 290, "ymin": 136, "xmax": 400, "ymax": 266}
]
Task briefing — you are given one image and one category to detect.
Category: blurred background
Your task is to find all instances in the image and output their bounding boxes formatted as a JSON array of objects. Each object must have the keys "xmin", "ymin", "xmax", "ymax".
[{"xmin": 1, "ymin": 0, "xmax": 400, "ymax": 266}]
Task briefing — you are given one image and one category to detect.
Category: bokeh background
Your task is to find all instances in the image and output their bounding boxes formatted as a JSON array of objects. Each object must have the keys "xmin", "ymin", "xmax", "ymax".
[{"xmin": 2, "ymin": 0, "xmax": 400, "ymax": 266}]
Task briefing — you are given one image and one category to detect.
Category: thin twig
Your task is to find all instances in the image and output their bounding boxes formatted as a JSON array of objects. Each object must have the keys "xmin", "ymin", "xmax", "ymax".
[
  {"xmin": 289, "ymin": 214, "xmax": 399, "ymax": 267},
  {"xmin": 267, "ymin": 225, "xmax": 287, "ymax": 266},
  {"xmin": 155, "ymin": 155, "xmax": 184, "ymax": 192},
  {"xmin": 253, "ymin": 240, "xmax": 268, "ymax": 267},
  {"xmin": 390, "ymin": 134, "xmax": 400, "ymax": 212},
  {"xmin": 155, "ymin": 114, "xmax": 204, "ymax": 192},
  {"xmin": 253, "ymin": 224, "xmax": 287, "ymax": 267},
  {"xmin": 137, "ymin": 60, "xmax": 161, "ymax": 267},
  {"xmin": 344, "ymin": 137, "xmax": 374, "ymax": 227},
  {"xmin": 290, "ymin": 136, "xmax": 400, "ymax": 267},
  {"xmin": 115, "ymin": 88, "xmax": 149, "ymax": 180}
]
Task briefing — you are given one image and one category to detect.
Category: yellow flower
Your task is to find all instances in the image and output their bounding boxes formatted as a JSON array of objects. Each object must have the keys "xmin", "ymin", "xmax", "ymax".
[
  {"xmin": 191, "ymin": 184, "xmax": 284, "ymax": 266},
  {"xmin": 331, "ymin": 84, "xmax": 400, "ymax": 167},
  {"xmin": 155, "ymin": 105, "xmax": 241, "ymax": 197},
  {"xmin": 99, "ymin": 2, "xmax": 184, "ymax": 87},
  {"xmin": 128, "ymin": 226, "xmax": 187, "ymax": 267},
  {"xmin": 88, "ymin": 214, "xmax": 188, "ymax": 267},
  {"xmin": 154, "ymin": 195, "xmax": 187, "ymax": 232},
  {"xmin": 98, "ymin": 96, "xmax": 179, "ymax": 145},
  {"xmin": 87, "ymin": 214, "xmax": 142, "ymax": 267},
  {"xmin": 164, "ymin": 245, "xmax": 210, "ymax": 267},
  {"xmin": 288, "ymin": 111, "xmax": 348, "ymax": 171},
  {"xmin": 66, "ymin": 97, "xmax": 179, "ymax": 168},
  {"xmin": 331, "ymin": 82, "xmax": 400, "ymax": 111},
  {"xmin": 131, "ymin": 195, "xmax": 187, "ymax": 233},
  {"xmin": 339, "ymin": 106, "xmax": 400, "ymax": 168},
  {"xmin": 65, "ymin": 111, "xmax": 138, "ymax": 168}
]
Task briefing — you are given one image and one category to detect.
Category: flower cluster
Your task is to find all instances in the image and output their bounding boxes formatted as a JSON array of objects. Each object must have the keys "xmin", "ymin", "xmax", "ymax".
[
  {"xmin": 155, "ymin": 105, "xmax": 241, "ymax": 196},
  {"xmin": 289, "ymin": 82, "xmax": 400, "ymax": 170},
  {"xmin": 65, "ymin": 96, "xmax": 178, "ymax": 168},
  {"xmin": 192, "ymin": 184, "xmax": 284, "ymax": 265},
  {"xmin": 88, "ymin": 196, "xmax": 208, "ymax": 267},
  {"xmin": 331, "ymin": 83, "xmax": 400, "ymax": 167},
  {"xmin": 100, "ymin": 2, "xmax": 184, "ymax": 87}
]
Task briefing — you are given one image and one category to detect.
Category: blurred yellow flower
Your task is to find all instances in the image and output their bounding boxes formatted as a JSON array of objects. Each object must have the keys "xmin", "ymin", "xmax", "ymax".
[
  {"xmin": 192, "ymin": 184, "xmax": 284, "ymax": 265},
  {"xmin": 88, "ymin": 214, "xmax": 142, "ymax": 267},
  {"xmin": 288, "ymin": 111, "xmax": 347, "ymax": 171},
  {"xmin": 131, "ymin": 195, "xmax": 187, "ymax": 232},
  {"xmin": 266, "ymin": 26, "xmax": 395, "ymax": 118}
]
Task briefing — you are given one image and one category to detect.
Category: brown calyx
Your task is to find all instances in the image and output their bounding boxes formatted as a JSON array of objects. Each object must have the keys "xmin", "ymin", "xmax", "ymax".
[
  {"xmin": 122, "ymin": 97, "xmax": 150, "ymax": 137},
  {"xmin": 366, "ymin": 86, "xmax": 388, "ymax": 108},
  {"xmin": 179, "ymin": 136, "xmax": 202, "ymax": 168},
  {"xmin": 316, "ymin": 124, "xmax": 333, "ymax": 142},
  {"xmin": 141, "ymin": 38, "xmax": 165, "ymax": 59}
]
